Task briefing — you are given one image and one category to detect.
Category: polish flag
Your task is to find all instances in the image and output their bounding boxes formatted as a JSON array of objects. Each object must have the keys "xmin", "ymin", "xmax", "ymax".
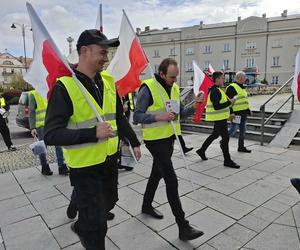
[
  {"xmin": 207, "ymin": 63, "xmax": 215, "ymax": 74},
  {"xmin": 292, "ymin": 49, "xmax": 300, "ymax": 101},
  {"xmin": 107, "ymin": 11, "xmax": 148, "ymax": 97},
  {"xmin": 193, "ymin": 61, "xmax": 214, "ymax": 122},
  {"xmin": 24, "ymin": 2, "xmax": 72, "ymax": 100}
]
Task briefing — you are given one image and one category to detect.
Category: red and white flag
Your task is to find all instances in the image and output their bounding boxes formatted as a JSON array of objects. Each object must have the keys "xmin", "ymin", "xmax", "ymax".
[
  {"xmin": 24, "ymin": 2, "xmax": 72, "ymax": 100},
  {"xmin": 107, "ymin": 11, "xmax": 148, "ymax": 97},
  {"xmin": 207, "ymin": 63, "xmax": 215, "ymax": 74},
  {"xmin": 193, "ymin": 61, "xmax": 214, "ymax": 122},
  {"xmin": 292, "ymin": 49, "xmax": 300, "ymax": 101}
]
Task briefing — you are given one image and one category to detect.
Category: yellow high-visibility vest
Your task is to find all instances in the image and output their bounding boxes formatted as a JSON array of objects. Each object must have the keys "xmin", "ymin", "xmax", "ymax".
[
  {"xmin": 29, "ymin": 90, "xmax": 47, "ymax": 128},
  {"xmin": 0, "ymin": 97, "xmax": 5, "ymax": 108},
  {"xmin": 227, "ymin": 83, "xmax": 249, "ymax": 112},
  {"xmin": 128, "ymin": 93, "xmax": 134, "ymax": 110},
  {"xmin": 205, "ymin": 87, "xmax": 230, "ymax": 121},
  {"xmin": 59, "ymin": 71, "xmax": 118, "ymax": 168},
  {"xmin": 141, "ymin": 78, "xmax": 181, "ymax": 141}
]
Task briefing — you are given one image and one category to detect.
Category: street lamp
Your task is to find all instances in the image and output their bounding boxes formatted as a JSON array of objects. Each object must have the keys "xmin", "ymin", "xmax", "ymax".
[
  {"xmin": 66, "ymin": 36, "xmax": 74, "ymax": 55},
  {"xmin": 11, "ymin": 23, "xmax": 31, "ymax": 90},
  {"xmin": 171, "ymin": 39, "xmax": 176, "ymax": 58}
]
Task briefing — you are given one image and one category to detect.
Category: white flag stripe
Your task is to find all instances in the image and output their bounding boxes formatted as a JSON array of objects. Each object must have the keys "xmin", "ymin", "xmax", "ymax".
[
  {"xmin": 193, "ymin": 60, "xmax": 205, "ymax": 96},
  {"xmin": 292, "ymin": 49, "xmax": 300, "ymax": 98},
  {"xmin": 106, "ymin": 13, "xmax": 134, "ymax": 81}
]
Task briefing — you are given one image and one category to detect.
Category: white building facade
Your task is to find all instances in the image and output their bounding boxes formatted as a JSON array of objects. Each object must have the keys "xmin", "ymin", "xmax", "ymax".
[
  {"xmin": 136, "ymin": 12, "xmax": 300, "ymax": 87},
  {"xmin": 0, "ymin": 52, "xmax": 27, "ymax": 87}
]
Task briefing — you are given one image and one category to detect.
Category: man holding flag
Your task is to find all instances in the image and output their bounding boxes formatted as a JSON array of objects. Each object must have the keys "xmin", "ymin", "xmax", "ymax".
[
  {"xmin": 44, "ymin": 29, "xmax": 141, "ymax": 250},
  {"xmin": 134, "ymin": 58, "xmax": 204, "ymax": 241}
]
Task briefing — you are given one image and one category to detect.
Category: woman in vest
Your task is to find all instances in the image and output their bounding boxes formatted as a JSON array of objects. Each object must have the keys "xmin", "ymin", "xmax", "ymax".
[{"xmin": 196, "ymin": 71, "xmax": 240, "ymax": 168}]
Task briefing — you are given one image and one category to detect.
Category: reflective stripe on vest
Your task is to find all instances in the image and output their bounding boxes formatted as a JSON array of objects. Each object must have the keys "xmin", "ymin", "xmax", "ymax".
[
  {"xmin": 29, "ymin": 90, "xmax": 47, "ymax": 128},
  {"xmin": 205, "ymin": 87, "xmax": 230, "ymax": 121},
  {"xmin": 59, "ymin": 70, "xmax": 118, "ymax": 168},
  {"xmin": 0, "ymin": 97, "xmax": 5, "ymax": 108},
  {"xmin": 128, "ymin": 93, "xmax": 134, "ymax": 110},
  {"xmin": 141, "ymin": 78, "xmax": 181, "ymax": 141},
  {"xmin": 227, "ymin": 83, "xmax": 250, "ymax": 112}
]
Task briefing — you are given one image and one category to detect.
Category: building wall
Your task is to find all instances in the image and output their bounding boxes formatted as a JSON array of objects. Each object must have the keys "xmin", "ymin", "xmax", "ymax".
[{"xmin": 138, "ymin": 14, "xmax": 300, "ymax": 87}]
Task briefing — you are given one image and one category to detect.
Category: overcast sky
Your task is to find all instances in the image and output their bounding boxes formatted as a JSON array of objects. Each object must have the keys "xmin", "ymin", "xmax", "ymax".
[{"xmin": 1, "ymin": 0, "xmax": 299, "ymax": 57}]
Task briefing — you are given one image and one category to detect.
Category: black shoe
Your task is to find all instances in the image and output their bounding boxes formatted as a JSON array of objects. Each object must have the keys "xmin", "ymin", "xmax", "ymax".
[
  {"xmin": 224, "ymin": 160, "xmax": 240, "ymax": 169},
  {"xmin": 183, "ymin": 147, "xmax": 193, "ymax": 154},
  {"xmin": 291, "ymin": 178, "xmax": 300, "ymax": 194},
  {"xmin": 196, "ymin": 148, "xmax": 208, "ymax": 160},
  {"xmin": 179, "ymin": 224, "xmax": 204, "ymax": 241},
  {"xmin": 8, "ymin": 146, "xmax": 16, "ymax": 151},
  {"xmin": 67, "ymin": 201, "xmax": 77, "ymax": 219},
  {"xmin": 238, "ymin": 147, "xmax": 252, "ymax": 153},
  {"xmin": 142, "ymin": 206, "xmax": 164, "ymax": 219},
  {"xmin": 71, "ymin": 222, "xmax": 87, "ymax": 249},
  {"xmin": 107, "ymin": 212, "xmax": 115, "ymax": 221},
  {"xmin": 118, "ymin": 165, "xmax": 134, "ymax": 171},
  {"xmin": 41, "ymin": 164, "xmax": 53, "ymax": 176},
  {"xmin": 59, "ymin": 164, "xmax": 69, "ymax": 175}
]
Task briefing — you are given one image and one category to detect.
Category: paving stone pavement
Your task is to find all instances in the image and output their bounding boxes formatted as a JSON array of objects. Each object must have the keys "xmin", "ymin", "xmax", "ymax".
[{"xmin": 0, "ymin": 133, "xmax": 300, "ymax": 249}]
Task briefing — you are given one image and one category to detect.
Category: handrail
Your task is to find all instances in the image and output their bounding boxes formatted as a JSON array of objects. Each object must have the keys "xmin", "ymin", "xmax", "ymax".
[
  {"xmin": 260, "ymin": 76, "xmax": 294, "ymax": 145},
  {"xmin": 260, "ymin": 76, "xmax": 293, "ymax": 109}
]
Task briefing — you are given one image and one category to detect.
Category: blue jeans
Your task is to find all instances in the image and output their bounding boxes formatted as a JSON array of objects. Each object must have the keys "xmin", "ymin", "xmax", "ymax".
[
  {"xmin": 36, "ymin": 126, "xmax": 65, "ymax": 167},
  {"xmin": 228, "ymin": 114, "xmax": 247, "ymax": 149}
]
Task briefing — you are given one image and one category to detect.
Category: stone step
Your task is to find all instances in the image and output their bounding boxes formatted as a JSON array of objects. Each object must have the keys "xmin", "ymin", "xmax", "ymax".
[{"xmin": 181, "ymin": 123, "xmax": 275, "ymax": 143}]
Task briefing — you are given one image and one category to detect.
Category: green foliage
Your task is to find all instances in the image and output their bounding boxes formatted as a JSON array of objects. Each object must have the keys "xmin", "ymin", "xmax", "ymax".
[{"xmin": 7, "ymin": 73, "xmax": 27, "ymax": 90}]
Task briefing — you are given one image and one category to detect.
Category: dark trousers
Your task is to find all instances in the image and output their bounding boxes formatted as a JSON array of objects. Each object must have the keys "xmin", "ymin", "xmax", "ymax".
[
  {"xmin": 228, "ymin": 114, "xmax": 247, "ymax": 149},
  {"xmin": 0, "ymin": 115, "xmax": 12, "ymax": 148},
  {"xmin": 69, "ymin": 154, "xmax": 119, "ymax": 250},
  {"xmin": 143, "ymin": 139, "xmax": 187, "ymax": 227},
  {"xmin": 200, "ymin": 119, "xmax": 231, "ymax": 161},
  {"xmin": 178, "ymin": 135, "xmax": 187, "ymax": 149}
]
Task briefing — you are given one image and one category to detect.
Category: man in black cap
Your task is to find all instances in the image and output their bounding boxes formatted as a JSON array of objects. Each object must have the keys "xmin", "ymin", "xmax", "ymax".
[{"xmin": 44, "ymin": 29, "xmax": 141, "ymax": 250}]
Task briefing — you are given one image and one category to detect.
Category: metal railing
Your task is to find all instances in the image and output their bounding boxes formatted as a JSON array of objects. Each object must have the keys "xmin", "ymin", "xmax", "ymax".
[{"xmin": 260, "ymin": 76, "xmax": 294, "ymax": 145}]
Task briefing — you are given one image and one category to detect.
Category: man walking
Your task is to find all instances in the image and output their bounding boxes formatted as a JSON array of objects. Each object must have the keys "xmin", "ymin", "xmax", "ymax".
[
  {"xmin": 226, "ymin": 71, "xmax": 251, "ymax": 153},
  {"xmin": 196, "ymin": 71, "xmax": 240, "ymax": 168},
  {"xmin": 134, "ymin": 58, "xmax": 204, "ymax": 241},
  {"xmin": 29, "ymin": 90, "xmax": 69, "ymax": 175},
  {"xmin": 0, "ymin": 95, "xmax": 16, "ymax": 151},
  {"xmin": 44, "ymin": 29, "xmax": 141, "ymax": 250}
]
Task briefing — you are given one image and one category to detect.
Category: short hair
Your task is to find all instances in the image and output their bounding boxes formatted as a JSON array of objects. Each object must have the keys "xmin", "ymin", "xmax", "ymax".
[
  {"xmin": 158, "ymin": 58, "xmax": 178, "ymax": 75},
  {"xmin": 212, "ymin": 71, "xmax": 223, "ymax": 82},
  {"xmin": 235, "ymin": 71, "xmax": 246, "ymax": 82}
]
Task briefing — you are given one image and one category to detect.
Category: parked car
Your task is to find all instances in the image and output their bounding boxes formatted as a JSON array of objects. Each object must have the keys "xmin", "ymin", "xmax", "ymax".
[{"xmin": 16, "ymin": 91, "xmax": 30, "ymax": 129}]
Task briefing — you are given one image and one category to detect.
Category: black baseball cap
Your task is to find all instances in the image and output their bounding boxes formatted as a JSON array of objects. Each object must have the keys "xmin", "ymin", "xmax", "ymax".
[{"xmin": 76, "ymin": 29, "xmax": 120, "ymax": 51}]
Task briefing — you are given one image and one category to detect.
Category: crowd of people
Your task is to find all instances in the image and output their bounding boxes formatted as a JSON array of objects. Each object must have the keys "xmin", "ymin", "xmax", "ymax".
[{"xmin": 5, "ymin": 28, "xmax": 300, "ymax": 250}]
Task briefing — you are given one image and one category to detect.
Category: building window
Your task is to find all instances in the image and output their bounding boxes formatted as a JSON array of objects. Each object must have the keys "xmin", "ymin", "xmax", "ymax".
[
  {"xmin": 3, "ymin": 60, "xmax": 14, "ymax": 65},
  {"xmin": 245, "ymin": 58, "xmax": 255, "ymax": 68},
  {"xmin": 154, "ymin": 64, "xmax": 159, "ymax": 72},
  {"xmin": 203, "ymin": 45, "xmax": 212, "ymax": 54},
  {"xmin": 272, "ymin": 56, "xmax": 280, "ymax": 67},
  {"xmin": 186, "ymin": 47, "xmax": 194, "ymax": 55},
  {"xmin": 272, "ymin": 76, "xmax": 279, "ymax": 84},
  {"xmin": 153, "ymin": 49, "xmax": 159, "ymax": 57},
  {"xmin": 186, "ymin": 62, "xmax": 193, "ymax": 72},
  {"xmin": 223, "ymin": 59, "xmax": 229, "ymax": 69},
  {"xmin": 170, "ymin": 48, "xmax": 176, "ymax": 56},
  {"xmin": 272, "ymin": 39, "xmax": 282, "ymax": 48},
  {"xmin": 223, "ymin": 43, "xmax": 230, "ymax": 52},
  {"xmin": 296, "ymin": 37, "xmax": 300, "ymax": 46},
  {"xmin": 245, "ymin": 41, "xmax": 256, "ymax": 49}
]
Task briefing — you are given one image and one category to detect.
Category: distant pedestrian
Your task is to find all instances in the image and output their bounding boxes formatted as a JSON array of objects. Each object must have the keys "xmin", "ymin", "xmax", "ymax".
[
  {"xmin": 0, "ymin": 95, "xmax": 16, "ymax": 151},
  {"xmin": 196, "ymin": 71, "xmax": 240, "ymax": 168},
  {"xmin": 226, "ymin": 71, "xmax": 251, "ymax": 153}
]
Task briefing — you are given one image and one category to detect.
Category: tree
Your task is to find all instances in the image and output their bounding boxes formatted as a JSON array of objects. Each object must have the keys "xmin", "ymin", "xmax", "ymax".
[{"xmin": 7, "ymin": 73, "xmax": 27, "ymax": 90}]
